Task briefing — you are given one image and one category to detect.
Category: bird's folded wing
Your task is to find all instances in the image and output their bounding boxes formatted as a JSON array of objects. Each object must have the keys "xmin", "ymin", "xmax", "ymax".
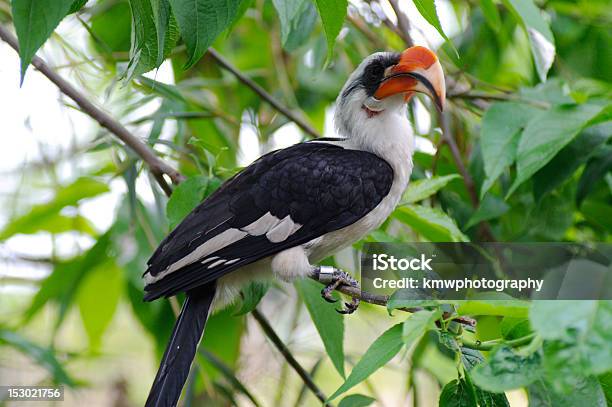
[{"xmin": 143, "ymin": 142, "xmax": 393, "ymax": 300}]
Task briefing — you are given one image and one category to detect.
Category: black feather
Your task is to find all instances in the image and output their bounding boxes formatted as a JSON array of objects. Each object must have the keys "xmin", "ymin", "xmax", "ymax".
[
  {"xmin": 143, "ymin": 142, "xmax": 394, "ymax": 301},
  {"xmin": 145, "ymin": 282, "xmax": 216, "ymax": 407}
]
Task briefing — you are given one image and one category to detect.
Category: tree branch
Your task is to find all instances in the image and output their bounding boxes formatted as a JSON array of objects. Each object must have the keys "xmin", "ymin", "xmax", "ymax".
[
  {"xmin": 251, "ymin": 308, "xmax": 331, "ymax": 406},
  {"xmin": 388, "ymin": 0, "xmax": 414, "ymax": 47},
  {"xmin": 0, "ymin": 25, "xmax": 185, "ymax": 196},
  {"xmin": 207, "ymin": 48, "xmax": 320, "ymax": 139}
]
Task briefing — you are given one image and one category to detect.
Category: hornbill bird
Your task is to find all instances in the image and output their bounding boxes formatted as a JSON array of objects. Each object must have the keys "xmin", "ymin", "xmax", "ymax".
[{"xmin": 143, "ymin": 46, "xmax": 445, "ymax": 407}]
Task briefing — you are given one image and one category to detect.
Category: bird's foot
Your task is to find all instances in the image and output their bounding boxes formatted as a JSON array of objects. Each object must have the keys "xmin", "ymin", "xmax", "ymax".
[{"xmin": 312, "ymin": 266, "xmax": 360, "ymax": 314}]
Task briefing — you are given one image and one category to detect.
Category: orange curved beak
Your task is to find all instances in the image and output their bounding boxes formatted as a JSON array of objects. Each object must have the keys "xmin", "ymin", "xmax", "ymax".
[{"xmin": 374, "ymin": 46, "xmax": 446, "ymax": 111}]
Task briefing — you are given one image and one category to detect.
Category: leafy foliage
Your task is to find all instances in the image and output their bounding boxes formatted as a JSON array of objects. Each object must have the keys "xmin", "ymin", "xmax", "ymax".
[{"xmin": 1, "ymin": 0, "xmax": 611, "ymax": 404}]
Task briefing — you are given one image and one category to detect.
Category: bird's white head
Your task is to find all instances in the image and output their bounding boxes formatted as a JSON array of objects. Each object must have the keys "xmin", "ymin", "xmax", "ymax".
[{"xmin": 334, "ymin": 46, "xmax": 445, "ymax": 139}]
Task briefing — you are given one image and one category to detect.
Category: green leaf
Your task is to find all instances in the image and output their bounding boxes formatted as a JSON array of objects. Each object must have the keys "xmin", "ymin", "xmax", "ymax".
[
  {"xmin": 0, "ymin": 328, "xmax": 75, "ymax": 386},
  {"xmin": 533, "ymin": 122, "xmax": 611, "ymax": 200},
  {"xmin": 166, "ymin": 175, "xmax": 213, "ymax": 228},
  {"xmin": 465, "ymin": 194, "xmax": 510, "ymax": 229},
  {"xmin": 69, "ymin": 0, "xmax": 88, "ymax": 14},
  {"xmin": 500, "ymin": 317, "xmax": 532, "ymax": 340},
  {"xmin": 11, "ymin": 0, "xmax": 75, "ymax": 81},
  {"xmin": 509, "ymin": 103, "xmax": 609, "ymax": 197},
  {"xmin": 25, "ymin": 231, "xmax": 113, "ymax": 327},
  {"xmin": 394, "ymin": 205, "xmax": 469, "ymax": 242},
  {"xmin": 329, "ymin": 323, "xmax": 403, "ymax": 401},
  {"xmin": 501, "ymin": 0, "xmax": 555, "ymax": 81},
  {"xmin": 233, "ymin": 281, "xmax": 270, "ymax": 316},
  {"xmin": 530, "ymin": 301, "xmax": 612, "ymax": 376},
  {"xmin": 295, "ymin": 278, "xmax": 345, "ymax": 378},
  {"xmin": 0, "ymin": 177, "xmax": 108, "ymax": 240},
  {"xmin": 471, "ymin": 346, "xmax": 542, "ymax": 392},
  {"xmin": 528, "ymin": 376, "xmax": 607, "ymax": 407},
  {"xmin": 576, "ymin": 144, "xmax": 612, "ymax": 205},
  {"xmin": 338, "ymin": 394, "xmax": 376, "ymax": 407},
  {"xmin": 479, "ymin": 0, "xmax": 501, "ymax": 31},
  {"xmin": 462, "ymin": 348, "xmax": 512, "ymax": 407},
  {"xmin": 599, "ymin": 371, "xmax": 612, "ymax": 406},
  {"xmin": 439, "ymin": 379, "xmax": 478, "ymax": 407},
  {"xmin": 402, "ymin": 309, "xmax": 441, "ymax": 345},
  {"xmin": 169, "ymin": 0, "xmax": 244, "ymax": 68},
  {"xmin": 282, "ymin": 1, "xmax": 317, "ymax": 52},
  {"xmin": 479, "ymin": 102, "xmax": 538, "ymax": 197},
  {"xmin": 412, "ymin": 0, "xmax": 455, "ymax": 51},
  {"xmin": 77, "ymin": 261, "xmax": 123, "ymax": 350},
  {"xmin": 402, "ymin": 174, "xmax": 461, "ymax": 203},
  {"xmin": 387, "ymin": 290, "xmax": 441, "ymax": 313},
  {"xmin": 273, "ymin": 0, "xmax": 317, "ymax": 52},
  {"xmin": 313, "ymin": 0, "xmax": 347, "ymax": 64},
  {"xmin": 127, "ymin": 0, "xmax": 178, "ymax": 79},
  {"xmin": 457, "ymin": 299, "xmax": 530, "ymax": 318}
]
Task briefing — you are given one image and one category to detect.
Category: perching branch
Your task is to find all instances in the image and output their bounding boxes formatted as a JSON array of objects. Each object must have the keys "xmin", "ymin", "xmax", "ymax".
[
  {"xmin": 251, "ymin": 308, "xmax": 331, "ymax": 406},
  {"xmin": 207, "ymin": 48, "xmax": 321, "ymax": 139},
  {"xmin": 0, "ymin": 25, "xmax": 185, "ymax": 196}
]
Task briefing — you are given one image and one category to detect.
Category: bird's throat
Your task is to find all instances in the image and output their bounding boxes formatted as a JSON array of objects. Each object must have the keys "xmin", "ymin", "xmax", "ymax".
[{"xmin": 362, "ymin": 104, "xmax": 382, "ymax": 118}]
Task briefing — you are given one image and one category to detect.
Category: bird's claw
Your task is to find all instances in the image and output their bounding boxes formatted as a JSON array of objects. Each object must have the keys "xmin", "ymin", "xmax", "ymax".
[
  {"xmin": 321, "ymin": 287, "xmax": 338, "ymax": 303},
  {"xmin": 314, "ymin": 267, "xmax": 361, "ymax": 314}
]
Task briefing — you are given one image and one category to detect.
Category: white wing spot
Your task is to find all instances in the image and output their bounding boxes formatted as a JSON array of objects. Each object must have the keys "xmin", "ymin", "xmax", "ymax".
[
  {"xmin": 266, "ymin": 215, "xmax": 302, "ymax": 243},
  {"xmin": 242, "ymin": 212, "xmax": 280, "ymax": 236}
]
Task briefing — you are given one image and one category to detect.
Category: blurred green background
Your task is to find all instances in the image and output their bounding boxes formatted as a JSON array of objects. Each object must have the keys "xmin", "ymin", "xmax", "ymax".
[{"xmin": 0, "ymin": 0, "xmax": 610, "ymax": 405}]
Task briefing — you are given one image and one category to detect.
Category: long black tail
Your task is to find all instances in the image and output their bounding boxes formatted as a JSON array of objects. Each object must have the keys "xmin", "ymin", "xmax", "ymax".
[{"xmin": 145, "ymin": 282, "xmax": 217, "ymax": 407}]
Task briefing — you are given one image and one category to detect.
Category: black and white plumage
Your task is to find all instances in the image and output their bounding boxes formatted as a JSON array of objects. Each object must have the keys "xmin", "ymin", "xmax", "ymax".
[{"xmin": 144, "ymin": 46, "xmax": 445, "ymax": 407}]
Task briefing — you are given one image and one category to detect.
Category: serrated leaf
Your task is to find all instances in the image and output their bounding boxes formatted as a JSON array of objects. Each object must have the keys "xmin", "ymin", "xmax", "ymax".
[
  {"xmin": 439, "ymin": 379, "xmax": 478, "ymax": 407},
  {"xmin": 329, "ymin": 323, "xmax": 403, "ymax": 401},
  {"xmin": 127, "ymin": 0, "xmax": 178, "ymax": 79},
  {"xmin": 472, "ymin": 346, "xmax": 542, "ymax": 392},
  {"xmin": 502, "ymin": 0, "xmax": 555, "ymax": 81},
  {"xmin": 480, "ymin": 102, "xmax": 539, "ymax": 197},
  {"xmin": 402, "ymin": 174, "xmax": 461, "ymax": 204},
  {"xmin": 169, "ymin": 0, "xmax": 245, "ymax": 68},
  {"xmin": 412, "ymin": 0, "xmax": 455, "ymax": 52},
  {"xmin": 508, "ymin": 103, "xmax": 609, "ymax": 198},
  {"xmin": 295, "ymin": 278, "xmax": 345, "ymax": 378},
  {"xmin": 272, "ymin": 0, "xmax": 305, "ymax": 45},
  {"xmin": 313, "ymin": 0, "xmax": 347, "ymax": 64},
  {"xmin": 233, "ymin": 281, "xmax": 270, "ymax": 316},
  {"xmin": 0, "ymin": 329, "xmax": 75, "ymax": 386},
  {"xmin": 338, "ymin": 394, "xmax": 376, "ymax": 407},
  {"xmin": 394, "ymin": 205, "xmax": 469, "ymax": 242},
  {"xmin": 11, "ymin": 0, "xmax": 75, "ymax": 82},
  {"xmin": 77, "ymin": 261, "xmax": 123, "ymax": 350}
]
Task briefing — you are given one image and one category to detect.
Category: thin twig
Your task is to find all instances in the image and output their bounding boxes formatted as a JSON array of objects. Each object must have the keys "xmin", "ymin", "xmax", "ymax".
[
  {"xmin": 207, "ymin": 48, "xmax": 320, "ymax": 139},
  {"xmin": 388, "ymin": 0, "xmax": 414, "ymax": 47},
  {"xmin": 251, "ymin": 308, "xmax": 331, "ymax": 406},
  {"xmin": 0, "ymin": 25, "xmax": 185, "ymax": 196}
]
